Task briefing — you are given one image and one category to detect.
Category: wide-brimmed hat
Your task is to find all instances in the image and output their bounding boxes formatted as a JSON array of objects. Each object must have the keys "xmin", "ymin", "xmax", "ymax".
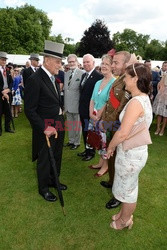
[
  {"xmin": 40, "ymin": 40, "xmax": 64, "ymax": 59},
  {"xmin": 0, "ymin": 51, "xmax": 8, "ymax": 59},
  {"xmin": 29, "ymin": 53, "xmax": 40, "ymax": 61}
]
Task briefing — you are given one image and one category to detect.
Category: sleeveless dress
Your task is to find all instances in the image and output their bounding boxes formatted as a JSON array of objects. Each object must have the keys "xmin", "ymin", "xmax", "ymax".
[
  {"xmin": 112, "ymin": 95, "xmax": 152, "ymax": 203},
  {"xmin": 153, "ymin": 73, "xmax": 167, "ymax": 117}
]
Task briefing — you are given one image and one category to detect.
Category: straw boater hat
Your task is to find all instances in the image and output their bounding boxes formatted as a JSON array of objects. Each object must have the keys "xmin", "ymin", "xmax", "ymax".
[
  {"xmin": 40, "ymin": 40, "xmax": 65, "ymax": 59},
  {"xmin": 29, "ymin": 53, "xmax": 40, "ymax": 61},
  {"xmin": 0, "ymin": 52, "xmax": 8, "ymax": 59}
]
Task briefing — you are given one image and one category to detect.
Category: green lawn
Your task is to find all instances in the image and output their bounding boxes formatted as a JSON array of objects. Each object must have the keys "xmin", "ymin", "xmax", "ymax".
[{"xmin": 0, "ymin": 110, "xmax": 166, "ymax": 250}]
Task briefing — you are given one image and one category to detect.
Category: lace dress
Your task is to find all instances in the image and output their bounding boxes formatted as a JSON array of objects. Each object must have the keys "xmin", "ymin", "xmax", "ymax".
[{"xmin": 112, "ymin": 95, "xmax": 152, "ymax": 203}]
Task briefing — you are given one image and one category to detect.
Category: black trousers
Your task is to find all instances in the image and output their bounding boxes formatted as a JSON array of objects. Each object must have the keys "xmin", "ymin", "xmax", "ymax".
[
  {"xmin": 0, "ymin": 95, "xmax": 12, "ymax": 132},
  {"xmin": 80, "ymin": 115, "xmax": 95, "ymax": 156},
  {"xmin": 37, "ymin": 115, "xmax": 65, "ymax": 193}
]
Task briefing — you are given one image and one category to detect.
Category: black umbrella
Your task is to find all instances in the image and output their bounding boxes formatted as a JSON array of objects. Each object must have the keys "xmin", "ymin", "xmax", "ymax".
[
  {"xmin": 7, "ymin": 100, "xmax": 15, "ymax": 131},
  {"xmin": 46, "ymin": 135, "xmax": 66, "ymax": 216}
]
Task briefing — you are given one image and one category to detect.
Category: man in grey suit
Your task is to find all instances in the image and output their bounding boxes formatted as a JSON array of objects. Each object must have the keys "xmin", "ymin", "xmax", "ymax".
[{"xmin": 64, "ymin": 54, "xmax": 84, "ymax": 150}]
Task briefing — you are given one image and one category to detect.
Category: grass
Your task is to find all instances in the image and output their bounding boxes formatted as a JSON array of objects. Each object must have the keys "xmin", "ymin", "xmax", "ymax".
[{"xmin": 0, "ymin": 109, "xmax": 166, "ymax": 250}]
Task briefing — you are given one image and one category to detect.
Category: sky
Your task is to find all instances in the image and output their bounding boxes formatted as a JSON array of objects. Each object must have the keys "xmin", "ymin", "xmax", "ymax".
[{"xmin": 1, "ymin": 0, "xmax": 167, "ymax": 43}]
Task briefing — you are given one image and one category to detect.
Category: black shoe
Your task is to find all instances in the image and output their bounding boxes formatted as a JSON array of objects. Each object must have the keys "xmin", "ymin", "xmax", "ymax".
[
  {"xmin": 77, "ymin": 151, "xmax": 87, "ymax": 157},
  {"xmin": 5, "ymin": 129, "xmax": 14, "ymax": 133},
  {"xmin": 39, "ymin": 191, "xmax": 57, "ymax": 202},
  {"xmin": 49, "ymin": 183, "xmax": 67, "ymax": 191},
  {"xmin": 64, "ymin": 142, "xmax": 74, "ymax": 147},
  {"xmin": 70, "ymin": 145, "xmax": 80, "ymax": 150},
  {"xmin": 82, "ymin": 155, "xmax": 95, "ymax": 161},
  {"xmin": 0, "ymin": 130, "xmax": 2, "ymax": 136},
  {"xmin": 100, "ymin": 181, "xmax": 112, "ymax": 189},
  {"xmin": 106, "ymin": 198, "xmax": 121, "ymax": 209}
]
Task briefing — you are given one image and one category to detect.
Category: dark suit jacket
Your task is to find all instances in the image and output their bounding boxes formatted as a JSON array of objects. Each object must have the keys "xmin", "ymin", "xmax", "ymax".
[
  {"xmin": 152, "ymin": 70, "xmax": 160, "ymax": 98},
  {"xmin": 79, "ymin": 69, "xmax": 103, "ymax": 119},
  {"xmin": 22, "ymin": 67, "xmax": 35, "ymax": 87},
  {"xmin": 0, "ymin": 69, "xmax": 13, "ymax": 92},
  {"xmin": 24, "ymin": 67, "xmax": 63, "ymax": 161},
  {"xmin": 0, "ymin": 69, "xmax": 13, "ymax": 104}
]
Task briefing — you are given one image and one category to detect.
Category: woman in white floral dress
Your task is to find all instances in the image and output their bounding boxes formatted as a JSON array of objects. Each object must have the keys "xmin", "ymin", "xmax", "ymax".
[{"xmin": 107, "ymin": 63, "xmax": 152, "ymax": 230}]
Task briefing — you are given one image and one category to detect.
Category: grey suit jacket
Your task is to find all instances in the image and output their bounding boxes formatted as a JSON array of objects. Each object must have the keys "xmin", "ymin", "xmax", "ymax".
[{"xmin": 64, "ymin": 68, "xmax": 84, "ymax": 113}]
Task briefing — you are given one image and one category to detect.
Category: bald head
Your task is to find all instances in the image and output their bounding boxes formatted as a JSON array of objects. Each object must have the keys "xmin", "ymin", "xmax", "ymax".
[{"xmin": 83, "ymin": 54, "xmax": 95, "ymax": 72}]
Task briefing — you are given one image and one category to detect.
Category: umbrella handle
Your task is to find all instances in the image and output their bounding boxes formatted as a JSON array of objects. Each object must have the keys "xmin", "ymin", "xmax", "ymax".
[{"xmin": 46, "ymin": 135, "xmax": 51, "ymax": 147}]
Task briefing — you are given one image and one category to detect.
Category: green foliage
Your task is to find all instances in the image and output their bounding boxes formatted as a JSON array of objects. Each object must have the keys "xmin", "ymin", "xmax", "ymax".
[
  {"xmin": 0, "ymin": 111, "xmax": 166, "ymax": 249},
  {"xmin": 113, "ymin": 28, "xmax": 167, "ymax": 60},
  {"xmin": 113, "ymin": 29, "xmax": 149, "ymax": 58},
  {"xmin": 145, "ymin": 40, "xmax": 167, "ymax": 60},
  {"xmin": 76, "ymin": 19, "xmax": 114, "ymax": 57},
  {"xmin": 0, "ymin": 4, "xmax": 52, "ymax": 54}
]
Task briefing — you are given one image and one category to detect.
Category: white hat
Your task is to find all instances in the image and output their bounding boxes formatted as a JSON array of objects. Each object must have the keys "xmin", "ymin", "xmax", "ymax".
[
  {"xmin": 0, "ymin": 51, "xmax": 8, "ymax": 59},
  {"xmin": 40, "ymin": 40, "xmax": 65, "ymax": 59}
]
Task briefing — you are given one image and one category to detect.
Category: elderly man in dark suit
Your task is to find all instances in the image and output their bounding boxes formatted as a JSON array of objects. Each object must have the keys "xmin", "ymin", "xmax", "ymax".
[
  {"xmin": 22, "ymin": 53, "xmax": 40, "ymax": 87},
  {"xmin": 0, "ymin": 51, "xmax": 13, "ymax": 136},
  {"xmin": 24, "ymin": 41, "xmax": 67, "ymax": 202},
  {"xmin": 78, "ymin": 54, "xmax": 103, "ymax": 161}
]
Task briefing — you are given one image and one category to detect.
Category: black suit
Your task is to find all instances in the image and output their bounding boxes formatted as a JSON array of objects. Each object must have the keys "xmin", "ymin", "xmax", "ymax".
[
  {"xmin": 24, "ymin": 67, "xmax": 65, "ymax": 193},
  {"xmin": 0, "ymin": 68, "xmax": 13, "ymax": 133},
  {"xmin": 79, "ymin": 69, "xmax": 103, "ymax": 155},
  {"xmin": 22, "ymin": 67, "xmax": 35, "ymax": 87}
]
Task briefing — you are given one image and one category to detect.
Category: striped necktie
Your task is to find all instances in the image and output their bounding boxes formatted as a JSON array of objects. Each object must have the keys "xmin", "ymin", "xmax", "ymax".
[
  {"xmin": 2, "ymin": 66, "xmax": 6, "ymax": 77},
  {"xmin": 68, "ymin": 70, "xmax": 74, "ymax": 86},
  {"xmin": 81, "ymin": 72, "xmax": 89, "ymax": 87}
]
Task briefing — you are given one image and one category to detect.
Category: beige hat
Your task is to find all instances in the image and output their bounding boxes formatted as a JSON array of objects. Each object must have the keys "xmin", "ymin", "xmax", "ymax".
[
  {"xmin": 29, "ymin": 53, "xmax": 40, "ymax": 61},
  {"xmin": 0, "ymin": 51, "xmax": 8, "ymax": 59},
  {"xmin": 40, "ymin": 40, "xmax": 65, "ymax": 59}
]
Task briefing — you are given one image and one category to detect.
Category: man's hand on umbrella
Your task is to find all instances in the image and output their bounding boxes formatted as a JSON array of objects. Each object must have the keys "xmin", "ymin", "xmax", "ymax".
[{"xmin": 44, "ymin": 126, "xmax": 58, "ymax": 138}]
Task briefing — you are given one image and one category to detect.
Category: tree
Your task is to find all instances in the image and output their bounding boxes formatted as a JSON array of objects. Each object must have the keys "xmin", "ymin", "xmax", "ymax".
[
  {"xmin": 0, "ymin": 4, "xmax": 52, "ymax": 54},
  {"xmin": 144, "ymin": 39, "xmax": 167, "ymax": 60},
  {"xmin": 76, "ymin": 19, "xmax": 114, "ymax": 57},
  {"xmin": 113, "ymin": 29, "xmax": 150, "ymax": 58}
]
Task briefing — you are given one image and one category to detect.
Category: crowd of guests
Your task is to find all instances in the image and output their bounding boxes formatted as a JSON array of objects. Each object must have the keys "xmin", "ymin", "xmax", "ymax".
[{"xmin": 0, "ymin": 44, "xmax": 167, "ymax": 230}]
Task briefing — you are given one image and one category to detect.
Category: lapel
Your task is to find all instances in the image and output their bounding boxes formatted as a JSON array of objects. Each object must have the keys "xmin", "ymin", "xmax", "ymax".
[
  {"xmin": 40, "ymin": 68, "xmax": 59, "ymax": 100},
  {"xmin": 113, "ymin": 74, "xmax": 125, "ymax": 88}
]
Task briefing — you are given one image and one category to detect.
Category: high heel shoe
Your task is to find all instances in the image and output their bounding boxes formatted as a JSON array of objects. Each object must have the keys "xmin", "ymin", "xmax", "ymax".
[
  {"xmin": 110, "ymin": 217, "xmax": 133, "ymax": 230},
  {"xmin": 112, "ymin": 214, "xmax": 133, "ymax": 221},
  {"xmin": 88, "ymin": 165, "xmax": 101, "ymax": 170},
  {"xmin": 94, "ymin": 169, "xmax": 108, "ymax": 177},
  {"xmin": 159, "ymin": 131, "xmax": 164, "ymax": 136},
  {"xmin": 154, "ymin": 130, "xmax": 160, "ymax": 135}
]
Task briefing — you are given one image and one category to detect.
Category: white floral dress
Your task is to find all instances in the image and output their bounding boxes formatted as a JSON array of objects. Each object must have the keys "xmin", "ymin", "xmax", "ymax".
[{"xmin": 112, "ymin": 95, "xmax": 152, "ymax": 203}]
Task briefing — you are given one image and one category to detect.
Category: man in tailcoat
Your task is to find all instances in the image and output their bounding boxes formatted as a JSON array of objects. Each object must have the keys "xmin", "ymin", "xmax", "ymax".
[
  {"xmin": 0, "ymin": 52, "xmax": 13, "ymax": 136},
  {"xmin": 24, "ymin": 41, "xmax": 67, "ymax": 202},
  {"xmin": 22, "ymin": 53, "xmax": 40, "ymax": 87},
  {"xmin": 78, "ymin": 54, "xmax": 103, "ymax": 161}
]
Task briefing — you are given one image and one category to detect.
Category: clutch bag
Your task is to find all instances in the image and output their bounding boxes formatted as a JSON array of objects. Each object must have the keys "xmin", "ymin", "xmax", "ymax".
[{"xmin": 87, "ymin": 130, "xmax": 102, "ymax": 150}]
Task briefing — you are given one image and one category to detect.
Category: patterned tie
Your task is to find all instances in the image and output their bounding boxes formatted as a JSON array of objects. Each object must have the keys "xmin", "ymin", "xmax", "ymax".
[
  {"xmin": 2, "ymin": 66, "xmax": 6, "ymax": 77},
  {"xmin": 68, "ymin": 70, "xmax": 74, "ymax": 86},
  {"xmin": 81, "ymin": 72, "xmax": 89, "ymax": 87}
]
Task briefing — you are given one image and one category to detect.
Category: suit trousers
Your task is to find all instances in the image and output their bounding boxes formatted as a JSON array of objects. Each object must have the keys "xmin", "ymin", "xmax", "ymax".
[
  {"xmin": 37, "ymin": 115, "xmax": 65, "ymax": 193},
  {"xmin": 0, "ymin": 96, "xmax": 12, "ymax": 131},
  {"xmin": 66, "ymin": 111, "xmax": 81, "ymax": 145}
]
